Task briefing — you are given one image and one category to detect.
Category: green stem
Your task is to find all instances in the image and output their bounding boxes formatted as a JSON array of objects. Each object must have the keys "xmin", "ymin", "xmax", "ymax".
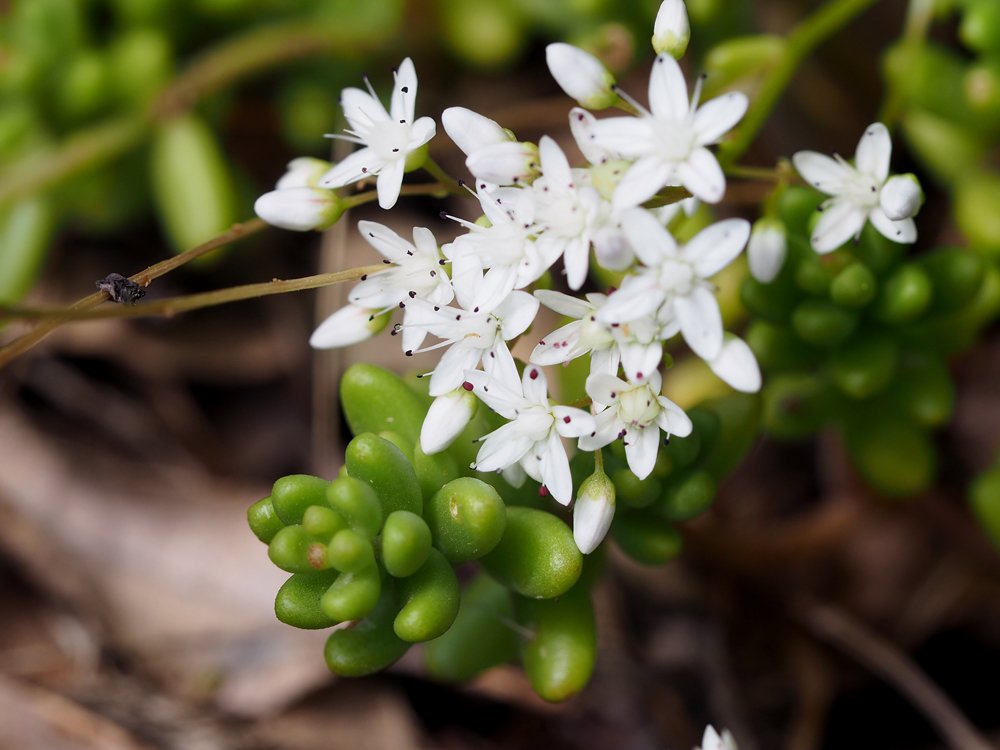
[
  {"xmin": 0, "ymin": 20, "xmax": 380, "ymax": 209},
  {"xmin": 340, "ymin": 180, "xmax": 464, "ymax": 210},
  {"xmin": 718, "ymin": 0, "xmax": 878, "ymax": 167},
  {"xmin": 421, "ymin": 158, "xmax": 462, "ymax": 192},
  {"xmin": 0, "ymin": 217, "xmax": 267, "ymax": 368},
  {"xmin": 878, "ymin": 0, "xmax": 936, "ymax": 128}
]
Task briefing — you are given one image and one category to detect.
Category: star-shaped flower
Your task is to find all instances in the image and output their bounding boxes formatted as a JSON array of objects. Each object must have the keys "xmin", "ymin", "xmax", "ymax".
[
  {"xmin": 464, "ymin": 365, "xmax": 594, "ymax": 504},
  {"xmin": 320, "ymin": 58, "xmax": 436, "ymax": 209},
  {"xmin": 579, "ymin": 370, "xmax": 692, "ymax": 479},
  {"xmin": 792, "ymin": 122, "xmax": 921, "ymax": 253},
  {"xmin": 588, "ymin": 54, "xmax": 748, "ymax": 208}
]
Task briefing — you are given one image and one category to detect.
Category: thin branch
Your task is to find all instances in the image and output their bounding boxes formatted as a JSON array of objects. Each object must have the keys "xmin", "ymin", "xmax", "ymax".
[{"xmin": 796, "ymin": 601, "xmax": 994, "ymax": 750}]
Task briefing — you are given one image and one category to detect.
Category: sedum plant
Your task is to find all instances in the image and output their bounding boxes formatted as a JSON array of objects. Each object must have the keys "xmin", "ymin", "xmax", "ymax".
[{"xmin": 240, "ymin": 0, "xmax": 1000, "ymax": 708}]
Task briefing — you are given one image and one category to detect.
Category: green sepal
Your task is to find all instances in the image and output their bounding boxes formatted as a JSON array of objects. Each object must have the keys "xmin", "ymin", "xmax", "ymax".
[
  {"xmin": 514, "ymin": 582, "xmax": 596, "ymax": 702},
  {"xmin": 323, "ymin": 582, "xmax": 411, "ymax": 677},
  {"xmin": 345, "ymin": 432, "xmax": 423, "ymax": 516},
  {"xmin": 381, "ymin": 510, "xmax": 433, "ymax": 578},
  {"xmin": 271, "ymin": 474, "xmax": 331, "ymax": 525},
  {"xmin": 393, "ymin": 548, "xmax": 460, "ymax": 642},
  {"xmin": 425, "ymin": 477, "xmax": 506, "ymax": 562},
  {"xmin": 275, "ymin": 570, "xmax": 340, "ymax": 630},
  {"xmin": 247, "ymin": 496, "xmax": 284, "ymax": 544},
  {"xmin": 481, "ymin": 507, "xmax": 582, "ymax": 599},
  {"xmin": 424, "ymin": 573, "xmax": 518, "ymax": 682}
]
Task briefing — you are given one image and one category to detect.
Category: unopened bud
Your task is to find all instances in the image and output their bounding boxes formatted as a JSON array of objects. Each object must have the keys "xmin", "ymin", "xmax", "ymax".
[
  {"xmin": 746, "ymin": 217, "xmax": 787, "ymax": 283},
  {"xmin": 276, "ymin": 157, "xmax": 333, "ymax": 189},
  {"xmin": 309, "ymin": 304, "xmax": 389, "ymax": 349},
  {"xmin": 466, "ymin": 141, "xmax": 540, "ymax": 185},
  {"xmin": 879, "ymin": 173, "xmax": 923, "ymax": 221},
  {"xmin": 420, "ymin": 388, "xmax": 479, "ymax": 454},
  {"xmin": 442, "ymin": 106, "xmax": 511, "ymax": 157},
  {"xmin": 652, "ymin": 0, "xmax": 690, "ymax": 59},
  {"xmin": 254, "ymin": 187, "xmax": 344, "ymax": 231},
  {"xmin": 573, "ymin": 468, "xmax": 616, "ymax": 554},
  {"xmin": 545, "ymin": 43, "xmax": 618, "ymax": 110}
]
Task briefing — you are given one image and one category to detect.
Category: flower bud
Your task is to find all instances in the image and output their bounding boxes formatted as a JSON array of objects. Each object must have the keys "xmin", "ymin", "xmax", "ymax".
[
  {"xmin": 746, "ymin": 217, "xmax": 787, "ymax": 283},
  {"xmin": 708, "ymin": 336, "xmax": 762, "ymax": 394},
  {"xmin": 465, "ymin": 140, "xmax": 540, "ymax": 185},
  {"xmin": 276, "ymin": 157, "xmax": 333, "ymax": 189},
  {"xmin": 419, "ymin": 388, "xmax": 478, "ymax": 454},
  {"xmin": 545, "ymin": 43, "xmax": 618, "ymax": 110},
  {"xmin": 879, "ymin": 173, "xmax": 923, "ymax": 221},
  {"xmin": 254, "ymin": 187, "xmax": 344, "ymax": 231},
  {"xmin": 652, "ymin": 0, "xmax": 690, "ymax": 59},
  {"xmin": 573, "ymin": 469, "xmax": 616, "ymax": 554},
  {"xmin": 442, "ymin": 106, "xmax": 510, "ymax": 157},
  {"xmin": 309, "ymin": 304, "xmax": 390, "ymax": 349}
]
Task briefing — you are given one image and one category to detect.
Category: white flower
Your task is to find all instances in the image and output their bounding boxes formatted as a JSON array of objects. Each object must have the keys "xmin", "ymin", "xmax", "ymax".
[
  {"xmin": 652, "ymin": 0, "xmax": 690, "ymax": 59},
  {"xmin": 573, "ymin": 470, "xmax": 616, "ymax": 553},
  {"xmin": 608, "ymin": 303, "xmax": 681, "ymax": 383},
  {"xmin": 465, "ymin": 365, "xmax": 594, "ymax": 504},
  {"xmin": 442, "ymin": 106, "xmax": 510, "ymax": 156},
  {"xmin": 599, "ymin": 209, "xmax": 750, "ymax": 361},
  {"xmin": 531, "ymin": 136, "xmax": 621, "ymax": 290},
  {"xmin": 530, "ymin": 290, "xmax": 620, "ymax": 377},
  {"xmin": 746, "ymin": 217, "xmax": 787, "ymax": 283},
  {"xmin": 309, "ymin": 304, "xmax": 390, "ymax": 349},
  {"xmin": 255, "ymin": 157, "xmax": 343, "ymax": 231},
  {"xmin": 443, "ymin": 106, "xmax": 540, "ymax": 187},
  {"xmin": 579, "ymin": 370, "xmax": 692, "ymax": 479},
  {"xmin": 589, "ymin": 54, "xmax": 748, "ymax": 208},
  {"xmin": 546, "ymin": 43, "xmax": 618, "ymax": 110},
  {"xmin": 320, "ymin": 58, "xmax": 436, "ymax": 209},
  {"xmin": 420, "ymin": 387, "xmax": 478, "ymax": 454},
  {"xmin": 792, "ymin": 122, "xmax": 919, "ymax": 253},
  {"xmin": 404, "ymin": 265, "xmax": 539, "ymax": 397},
  {"xmin": 696, "ymin": 725, "xmax": 737, "ymax": 750}
]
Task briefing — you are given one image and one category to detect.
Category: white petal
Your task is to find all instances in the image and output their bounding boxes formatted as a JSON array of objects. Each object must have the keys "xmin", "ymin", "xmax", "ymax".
[
  {"xmin": 655, "ymin": 396, "xmax": 693, "ymax": 437},
  {"xmin": 521, "ymin": 364, "xmax": 549, "ymax": 404},
  {"xmin": 569, "ymin": 107, "xmax": 611, "ymax": 163},
  {"xmin": 474, "ymin": 422, "xmax": 535, "ymax": 472},
  {"xmin": 376, "ymin": 158, "xmax": 405, "ymax": 209},
  {"xmin": 309, "ymin": 304, "xmax": 383, "ymax": 349},
  {"xmin": 276, "ymin": 157, "xmax": 331, "ymax": 189},
  {"xmin": 855, "ymin": 122, "xmax": 891, "ymax": 183},
  {"xmin": 810, "ymin": 200, "xmax": 867, "ymax": 253},
  {"xmin": 466, "ymin": 141, "xmax": 539, "ymax": 185},
  {"xmin": 792, "ymin": 151, "xmax": 851, "ymax": 195},
  {"xmin": 589, "ymin": 347, "xmax": 621, "ymax": 377},
  {"xmin": 675, "ymin": 286, "xmax": 723, "ymax": 360},
  {"xmin": 442, "ymin": 106, "xmax": 508, "ymax": 156},
  {"xmin": 341, "ymin": 86, "xmax": 389, "ymax": 130},
  {"xmin": 709, "ymin": 336, "xmax": 761, "ymax": 393},
  {"xmin": 553, "ymin": 406, "xmax": 596, "ymax": 438},
  {"xmin": 428, "ymin": 344, "xmax": 481, "ymax": 396},
  {"xmin": 619, "ymin": 340, "xmax": 663, "ymax": 382},
  {"xmin": 746, "ymin": 218, "xmax": 787, "ymax": 283},
  {"xmin": 577, "ymin": 407, "xmax": 621, "ymax": 450},
  {"xmin": 879, "ymin": 174, "xmax": 923, "ymax": 221},
  {"xmin": 693, "ymin": 91, "xmax": 748, "ymax": 145},
  {"xmin": 464, "ymin": 369, "xmax": 524, "ymax": 419},
  {"xmin": 597, "ymin": 274, "xmax": 664, "ymax": 324},
  {"xmin": 390, "ymin": 57, "xmax": 418, "ymax": 123},
  {"xmin": 562, "ymin": 236, "xmax": 592, "ymax": 291},
  {"xmin": 531, "ymin": 321, "xmax": 584, "ymax": 365},
  {"xmin": 585, "ymin": 372, "xmax": 629, "ymax": 407},
  {"xmin": 485, "ymin": 339, "xmax": 520, "ymax": 386},
  {"xmin": 624, "ymin": 425, "xmax": 660, "ymax": 480},
  {"xmin": 538, "ymin": 135, "xmax": 574, "ymax": 190},
  {"xmin": 869, "ymin": 207, "xmax": 917, "ymax": 244},
  {"xmin": 534, "ymin": 289, "xmax": 591, "ymax": 318},
  {"xmin": 545, "ymin": 43, "xmax": 616, "ymax": 109},
  {"xmin": 357, "ymin": 220, "xmax": 410, "ymax": 261},
  {"xmin": 496, "ymin": 291, "xmax": 540, "ymax": 339},
  {"xmin": 320, "ymin": 148, "xmax": 379, "ymax": 188},
  {"xmin": 347, "ymin": 274, "xmax": 400, "ymax": 309},
  {"xmin": 621, "ymin": 206, "xmax": 679, "ymax": 267},
  {"xmin": 477, "ymin": 264, "xmax": 520, "ymax": 315},
  {"xmin": 592, "ymin": 226, "xmax": 633, "ymax": 270},
  {"xmin": 539, "ymin": 431, "xmax": 574, "ymax": 505},
  {"xmin": 683, "ymin": 217, "xmax": 751, "ymax": 278},
  {"xmin": 407, "ymin": 116, "xmax": 437, "ymax": 149},
  {"xmin": 676, "ymin": 147, "xmax": 726, "ymax": 203},
  {"xmin": 613, "ymin": 155, "xmax": 673, "ymax": 210},
  {"xmin": 589, "ymin": 117, "xmax": 656, "ymax": 159},
  {"xmin": 420, "ymin": 390, "xmax": 478, "ymax": 454},
  {"xmin": 648, "ymin": 53, "xmax": 689, "ymax": 121}
]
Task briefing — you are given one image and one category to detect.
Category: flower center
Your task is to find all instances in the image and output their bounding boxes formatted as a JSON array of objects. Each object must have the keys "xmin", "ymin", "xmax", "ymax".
[
  {"xmin": 618, "ymin": 385, "xmax": 661, "ymax": 427},
  {"xmin": 654, "ymin": 120, "xmax": 696, "ymax": 162},
  {"xmin": 658, "ymin": 257, "xmax": 696, "ymax": 295}
]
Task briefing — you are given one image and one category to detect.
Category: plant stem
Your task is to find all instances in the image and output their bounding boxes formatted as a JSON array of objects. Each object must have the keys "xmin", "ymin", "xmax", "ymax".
[
  {"xmin": 0, "ymin": 218, "xmax": 266, "ymax": 368},
  {"xmin": 2, "ymin": 264, "xmax": 383, "ymax": 323},
  {"xmin": 0, "ymin": 20, "xmax": 379, "ymax": 209},
  {"xmin": 421, "ymin": 158, "xmax": 463, "ymax": 192},
  {"xmin": 719, "ymin": 0, "xmax": 878, "ymax": 167},
  {"xmin": 878, "ymin": 0, "xmax": 936, "ymax": 128}
]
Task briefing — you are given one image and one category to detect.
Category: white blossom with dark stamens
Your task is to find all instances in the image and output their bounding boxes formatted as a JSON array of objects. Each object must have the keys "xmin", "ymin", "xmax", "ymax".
[{"xmin": 320, "ymin": 58, "xmax": 435, "ymax": 209}]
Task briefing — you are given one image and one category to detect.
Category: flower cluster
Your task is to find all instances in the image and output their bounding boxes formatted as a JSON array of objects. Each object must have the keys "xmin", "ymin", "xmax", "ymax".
[{"xmin": 255, "ymin": 0, "xmax": 914, "ymax": 554}]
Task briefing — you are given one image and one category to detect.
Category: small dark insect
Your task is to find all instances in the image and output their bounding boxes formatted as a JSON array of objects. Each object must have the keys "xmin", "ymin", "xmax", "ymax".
[{"xmin": 96, "ymin": 273, "xmax": 146, "ymax": 305}]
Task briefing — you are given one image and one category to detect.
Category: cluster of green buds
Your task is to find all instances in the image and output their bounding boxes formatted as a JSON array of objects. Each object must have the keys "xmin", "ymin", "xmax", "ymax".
[{"xmin": 744, "ymin": 185, "xmax": 999, "ymax": 496}]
